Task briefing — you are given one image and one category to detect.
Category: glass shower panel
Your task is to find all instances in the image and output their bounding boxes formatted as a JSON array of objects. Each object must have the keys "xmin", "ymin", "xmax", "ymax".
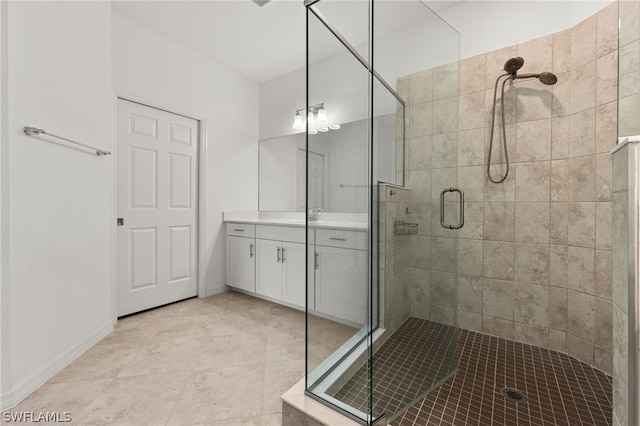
[
  {"xmin": 371, "ymin": 1, "xmax": 461, "ymax": 422},
  {"xmin": 305, "ymin": 0, "xmax": 460, "ymax": 423},
  {"xmin": 305, "ymin": 3, "xmax": 375, "ymax": 423}
]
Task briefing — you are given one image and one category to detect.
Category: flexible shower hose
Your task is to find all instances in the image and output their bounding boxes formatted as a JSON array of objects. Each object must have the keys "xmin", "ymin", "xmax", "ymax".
[{"xmin": 487, "ymin": 73, "xmax": 511, "ymax": 184}]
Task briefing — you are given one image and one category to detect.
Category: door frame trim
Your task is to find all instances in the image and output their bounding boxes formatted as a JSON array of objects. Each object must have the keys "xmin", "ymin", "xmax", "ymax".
[{"xmin": 111, "ymin": 92, "xmax": 207, "ymax": 323}]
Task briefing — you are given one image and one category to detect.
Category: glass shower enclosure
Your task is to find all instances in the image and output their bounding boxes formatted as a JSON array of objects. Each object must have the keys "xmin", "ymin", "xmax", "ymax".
[{"xmin": 304, "ymin": 0, "xmax": 461, "ymax": 424}]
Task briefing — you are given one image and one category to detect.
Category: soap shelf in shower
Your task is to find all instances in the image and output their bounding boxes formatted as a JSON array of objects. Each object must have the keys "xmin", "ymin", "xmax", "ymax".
[{"xmin": 394, "ymin": 221, "xmax": 418, "ymax": 235}]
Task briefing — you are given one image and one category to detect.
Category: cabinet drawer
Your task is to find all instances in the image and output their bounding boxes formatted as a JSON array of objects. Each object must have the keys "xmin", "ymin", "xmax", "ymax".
[
  {"xmin": 316, "ymin": 228, "xmax": 367, "ymax": 250},
  {"xmin": 226, "ymin": 223, "xmax": 256, "ymax": 238},
  {"xmin": 256, "ymin": 225, "xmax": 305, "ymax": 243}
]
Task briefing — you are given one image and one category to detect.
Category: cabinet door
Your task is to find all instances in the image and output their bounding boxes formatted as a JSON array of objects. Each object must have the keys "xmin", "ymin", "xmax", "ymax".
[
  {"xmin": 315, "ymin": 246, "xmax": 368, "ymax": 326},
  {"xmin": 256, "ymin": 239, "xmax": 283, "ymax": 300},
  {"xmin": 227, "ymin": 236, "xmax": 255, "ymax": 292},
  {"xmin": 282, "ymin": 241, "xmax": 306, "ymax": 307}
]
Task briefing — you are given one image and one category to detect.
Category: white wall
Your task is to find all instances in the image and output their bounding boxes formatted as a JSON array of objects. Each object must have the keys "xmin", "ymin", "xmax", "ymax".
[
  {"xmin": 111, "ymin": 13, "xmax": 259, "ymax": 296},
  {"xmin": 259, "ymin": 0, "xmax": 613, "ymax": 140},
  {"xmin": 3, "ymin": 1, "xmax": 113, "ymax": 409},
  {"xmin": 1, "ymin": 0, "xmax": 10, "ymax": 401}
]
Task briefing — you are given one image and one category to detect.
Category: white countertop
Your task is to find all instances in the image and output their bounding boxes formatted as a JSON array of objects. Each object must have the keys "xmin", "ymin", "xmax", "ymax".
[{"xmin": 223, "ymin": 211, "xmax": 368, "ymax": 231}]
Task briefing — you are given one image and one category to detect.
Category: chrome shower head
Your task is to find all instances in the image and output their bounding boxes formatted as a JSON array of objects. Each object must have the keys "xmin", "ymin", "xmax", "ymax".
[
  {"xmin": 515, "ymin": 71, "xmax": 558, "ymax": 85},
  {"xmin": 503, "ymin": 57, "xmax": 524, "ymax": 76}
]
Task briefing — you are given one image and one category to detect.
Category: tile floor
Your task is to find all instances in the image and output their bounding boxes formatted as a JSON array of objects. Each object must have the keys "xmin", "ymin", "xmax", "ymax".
[
  {"xmin": 328, "ymin": 318, "xmax": 459, "ymax": 419},
  {"xmin": 4, "ymin": 293, "xmax": 614, "ymax": 426},
  {"xmin": 2, "ymin": 291, "xmax": 355, "ymax": 425},
  {"xmin": 392, "ymin": 328, "xmax": 613, "ymax": 426}
]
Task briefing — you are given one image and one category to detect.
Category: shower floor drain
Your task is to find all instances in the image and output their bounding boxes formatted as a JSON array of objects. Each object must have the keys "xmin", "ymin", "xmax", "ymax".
[{"xmin": 501, "ymin": 387, "xmax": 528, "ymax": 403}]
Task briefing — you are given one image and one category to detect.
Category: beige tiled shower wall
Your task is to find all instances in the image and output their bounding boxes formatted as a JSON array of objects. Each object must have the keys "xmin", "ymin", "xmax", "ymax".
[
  {"xmin": 397, "ymin": 2, "xmax": 618, "ymax": 375},
  {"xmin": 378, "ymin": 185, "xmax": 412, "ymax": 334},
  {"xmin": 611, "ymin": 146, "xmax": 629, "ymax": 426},
  {"xmin": 614, "ymin": 1, "xmax": 640, "ymax": 425}
]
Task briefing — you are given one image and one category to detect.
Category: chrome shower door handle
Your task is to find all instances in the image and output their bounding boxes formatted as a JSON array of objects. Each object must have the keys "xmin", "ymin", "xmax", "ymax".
[{"xmin": 440, "ymin": 187, "xmax": 464, "ymax": 230}]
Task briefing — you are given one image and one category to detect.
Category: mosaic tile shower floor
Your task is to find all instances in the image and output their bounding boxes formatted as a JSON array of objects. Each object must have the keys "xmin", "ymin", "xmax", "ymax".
[{"xmin": 329, "ymin": 318, "xmax": 612, "ymax": 425}]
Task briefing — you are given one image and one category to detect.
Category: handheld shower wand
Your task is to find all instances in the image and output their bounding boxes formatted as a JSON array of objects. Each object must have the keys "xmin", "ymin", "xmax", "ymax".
[{"xmin": 487, "ymin": 58, "xmax": 558, "ymax": 184}]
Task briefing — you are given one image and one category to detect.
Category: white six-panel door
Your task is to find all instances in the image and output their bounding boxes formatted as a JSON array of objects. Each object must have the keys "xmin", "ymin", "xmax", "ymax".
[{"xmin": 116, "ymin": 99, "xmax": 198, "ymax": 316}]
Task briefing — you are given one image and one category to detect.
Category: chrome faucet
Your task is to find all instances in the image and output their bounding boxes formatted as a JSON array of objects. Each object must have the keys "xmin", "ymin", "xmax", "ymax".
[{"xmin": 308, "ymin": 207, "xmax": 323, "ymax": 221}]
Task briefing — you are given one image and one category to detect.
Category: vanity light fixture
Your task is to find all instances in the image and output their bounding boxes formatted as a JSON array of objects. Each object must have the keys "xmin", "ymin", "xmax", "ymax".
[{"xmin": 291, "ymin": 103, "xmax": 340, "ymax": 133}]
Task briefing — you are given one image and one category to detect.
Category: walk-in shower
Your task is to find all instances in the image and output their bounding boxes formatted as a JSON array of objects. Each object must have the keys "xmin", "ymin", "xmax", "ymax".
[
  {"xmin": 487, "ymin": 57, "xmax": 558, "ymax": 183},
  {"xmin": 303, "ymin": 0, "xmax": 460, "ymax": 424},
  {"xmin": 290, "ymin": 2, "xmax": 618, "ymax": 425}
]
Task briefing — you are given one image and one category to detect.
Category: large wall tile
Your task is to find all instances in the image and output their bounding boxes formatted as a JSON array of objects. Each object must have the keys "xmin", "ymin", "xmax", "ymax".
[
  {"xmin": 515, "ymin": 80, "xmax": 553, "ymax": 123},
  {"xmin": 595, "ymin": 249, "xmax": 613, "ymax": 300},
  {"xmin": 458, "ymin": 128, "xmax": 485, "ymax": 167},
  {"xmin": 552, "ymin": 72, "xmax": 571, "ymax": 117},
  {"xmin": 570, "ymin": 61, "xmax": 596, "ymax": 114},
  {"xmin": 569, "ymin": 108, "xmax": 596, "ymax": 157},
  {"xmin": 550, "ymin": 202, "xmax": 569, "ymax": 245},
  {"xmin": 549, "ymin": 287, "xmax": 568, "ymax": 331},
  {"xmin": 458, "ymin": 204, "xmax": 483, "ymax": 240},
  {"xmin": 618, "ymin": 41, "xmax": 639, "ymax": 99},
  {"xmin": 459, "ymin": 91, "xmax": 486, "ymax": 131},
  {"xmin": 518, "ymin": 34, "xmax": 553, "ymax": 74},
  {"xmin": 595, "ymin": 201, "xmax": 613, "ymax": 250},
  {"xmin": 483, "ymin": 278, "xmax": 514, "ymax": 319},
  {"xmin": 551, "ymin": 116, "xmax": 570, "ymax": 159},
  {"xmin": 596, "ymin": 2, "xmax": 619, "ymax": 58},
  {"xmin": 594, "ymin": 298, "xmax": 613, "ymax": 350},
  {"xmin": 553, "ymin": 29, "xmax": 572, "ymax": 74},
  {"xmin": 550, "ymin": 160, "xmax": 569, "ymax": 202},
  {"xmin": 566, "ymin": 333, "xmax": 594, "ymax": 365},
  {"xmin": 514, "ymin": 322, "xmax": 549, "ymax": 348},
  {"xmin": 483, "ymin": 203, "xmax": 515, "ymax": 242},
  {"xmin": 568, "ymin": 156, "xmax": 596, "ymax": 201},
  {"xmin": 432, "ymin": 132, "xmax": 458, "ymax": 168},
  {"xmin": 568, "ymin": 202, "xmax": 596, "ymax": 248},
  {"xmin": 515, "ymin": 161, "xmax": 550, "ymax": 202},
  {"xmin": 514, "ymin": 282, "xmax": 548, "ymax": 326},
  {"xmin": 459, "ymin": 274, "xmax": 483, "ymax": 314},
  {"xmin": 458, "ymin": 238, "xmax": 483, "ymax": 277},
  {"xmin": 595, "ymin": 101, "xmax": 618, "ymax": 153},
  {"xmin": 550, "ymin": 245, "xmax": 569, "ymax": 288},
  {"xmin": 595, "ymin": 153, "xmax": 613, "ymax": 201},
  {"xmin": 483, "ymin": 241, "xmax": 515, "ymax": 281},
  {"xmin": 567, "ymin": 290, "xmax": 595, "ymax": 341},
  {"xmin": 459, "ymin": 54, "xmax": 486, "ymax": 95},
  {"xmin": 516, "ymin": 118, "xmax": 551, "ymax": 161},
  {"xmin": 514, "ymin": 243, "xmax": 550, "ymax": 285},
  {"xmin": 596, "ymin": 50, "xmax": 618, "ymax": 106},
  {"xmin": 567, "ymin": 246, "xmax": 595, "ymax": 295},
  {"xmin": 457, "ymin": 166, "xmax": 484, "ymax": 203},
  {"xmin": 515, "ymin": 203, "xmax": 550, "ymax": 243},
  {"xmin": 409, "ymin": 69, "xmax": 433, "ymax": 106},
  {"xmin": 483, "ymin": 316, "xmax": 514, "ymax": 340},
  {"xmin": 407, "ymin": 136, "xmax": 432, "ymax": 171},
  {"xmin": 571, "ymin": 14, "xmax": 597, "ymax": 69}
]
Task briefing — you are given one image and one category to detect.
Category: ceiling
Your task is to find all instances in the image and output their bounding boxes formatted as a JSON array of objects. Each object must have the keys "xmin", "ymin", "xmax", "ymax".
[{"xmin": 112, "ymin": 0, "xmax": 464, "ymax": 84}]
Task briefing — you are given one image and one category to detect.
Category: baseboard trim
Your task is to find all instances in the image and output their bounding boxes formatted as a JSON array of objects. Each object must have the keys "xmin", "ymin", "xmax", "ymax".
[
  {"xmin": 203, "ymin": 285, "xmax": 228, "ymax": 298},
  {"xmin": 0, "ymin": 321, "xmax": 113, "ymax": 411}
]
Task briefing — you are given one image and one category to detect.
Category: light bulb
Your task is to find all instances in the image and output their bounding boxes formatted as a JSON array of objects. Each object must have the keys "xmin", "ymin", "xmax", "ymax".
[
  {"xmin": 329, "ymin": 124, "xmax": 341, "ymax": 130},
  {"xmin": 318, "ymin": 127, "xmax": 329, "ymax": 132},
  {"xmin": 316, "ymin": 107, "xmax": 327, "ymax": 124},
  {"xmin": 292, "ymin": 112, "xmax": 304, "ymax": 130},
  {"xmin": 307, "ymin": 111, "xmax": 316, "ymax": 127},
  {"xmin": 308, "ymin": 129, "xmax": 318, "ymax": 135}
]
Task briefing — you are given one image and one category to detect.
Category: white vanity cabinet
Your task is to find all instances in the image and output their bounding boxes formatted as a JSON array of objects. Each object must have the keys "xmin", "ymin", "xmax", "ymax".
[
  {"xmin": 314, "ymin": 228, "xmax": 368, "ymax": 326},
  {"xmin": 226, "ymin": 223, "xmax": 256, "ymax": 292},
  {"xmin": 255, "ymin": 225, "xmax": 307, "ymax": 308}
]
